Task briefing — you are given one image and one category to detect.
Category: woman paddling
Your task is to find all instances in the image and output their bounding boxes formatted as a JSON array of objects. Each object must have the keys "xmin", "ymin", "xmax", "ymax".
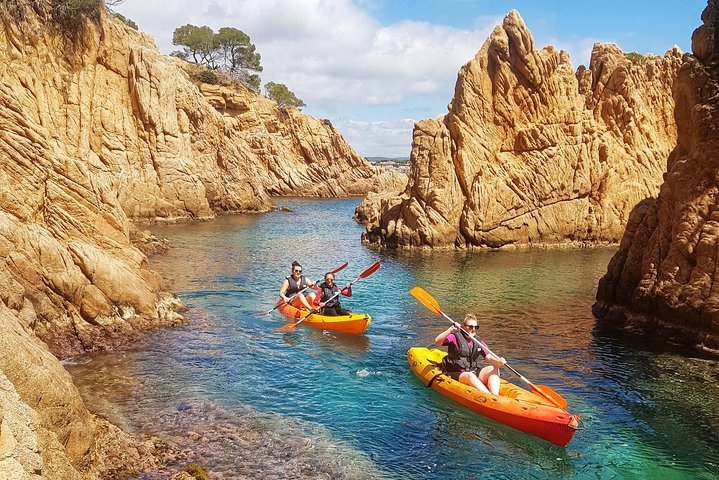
[
  {"xmin": 313, "ymin": 271, "xmax": 352, "ymax": 316},
  {"xmin": 434, "ymin": 314, "xmax": 506, "ymax": 395},
  {"xmin": 279, "ymin": 261, "xmax": 317, "ymax": 311}
]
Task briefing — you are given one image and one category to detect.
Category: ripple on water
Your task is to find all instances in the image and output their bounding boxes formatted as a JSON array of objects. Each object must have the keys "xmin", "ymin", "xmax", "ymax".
[{"xmin": 65, "ymin": 199, "xmax": 719, "ymax": 480}]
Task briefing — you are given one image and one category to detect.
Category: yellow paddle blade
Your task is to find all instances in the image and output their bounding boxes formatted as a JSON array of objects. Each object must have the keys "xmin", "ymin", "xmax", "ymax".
[
  {"xmin": 534, "ymin": 384, "xmax": 568, "ymax": 409},
  {"xmin": 277, "ymin": 323, "xmax": 298, "ymax": 331},
  {"xmin": 410, "ymin": 287, "xmax": 442, "ymax": 315}
]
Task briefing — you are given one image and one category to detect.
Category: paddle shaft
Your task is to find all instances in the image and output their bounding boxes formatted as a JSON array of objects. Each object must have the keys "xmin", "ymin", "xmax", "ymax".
[{"xmin": 293, "ymin": 277, "xmax": 358, "ymax": 327}]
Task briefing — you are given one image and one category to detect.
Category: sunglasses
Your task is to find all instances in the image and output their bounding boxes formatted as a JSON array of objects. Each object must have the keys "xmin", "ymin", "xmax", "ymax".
[
  {"xmin": 293, "ymin": 269, "xmax": 302, "ymax": 273},
  {"xmin": 464, "ymin": 325, "xmax": 478, "ymax": 329}
]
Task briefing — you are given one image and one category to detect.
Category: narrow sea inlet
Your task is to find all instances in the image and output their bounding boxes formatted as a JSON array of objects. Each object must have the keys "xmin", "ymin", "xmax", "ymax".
[{"xmin": 66, "ymin": 199, "xmax": 719, "ymax": 479}]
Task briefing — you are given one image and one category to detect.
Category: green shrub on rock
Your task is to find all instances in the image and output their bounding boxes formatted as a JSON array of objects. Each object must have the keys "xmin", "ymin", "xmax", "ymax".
[{"xmin": 182, "ymin": 463, "xmax": 210, "ymax": 480}]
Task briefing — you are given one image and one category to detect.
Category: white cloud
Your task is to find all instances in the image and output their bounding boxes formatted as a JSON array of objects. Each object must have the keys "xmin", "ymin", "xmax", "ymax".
[
  {"xmin": 111, "ymin": 1, "xmax": 498, "ymax": 155},
  {"xmin": 334, "ymin": 118, "xmax": 417, "ymax": 157}
]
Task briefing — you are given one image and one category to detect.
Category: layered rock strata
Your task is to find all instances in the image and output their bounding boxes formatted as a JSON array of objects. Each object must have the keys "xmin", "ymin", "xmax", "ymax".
[
  {"xmin": 594, "ymin": 0, "xmax": 719, "ymax": 352},
  {"xmin": 0, "ymin": 0, "xmax": 374, "ymax": 476},
  {"xmin": 357, "ymin": 10, "xmax": 682, "ymax": 249}
]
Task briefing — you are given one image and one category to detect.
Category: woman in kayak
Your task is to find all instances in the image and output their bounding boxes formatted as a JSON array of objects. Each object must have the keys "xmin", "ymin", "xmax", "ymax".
[
  {"xmin": 279, "ymin": 261, "xmax": 317, "ymax": 311},
  {"xmin": 434, "ymin": 314, "xmax": 506, "ymax": 395},
  {"xmin": 313, "ymin": 271, "xmax": 352, "ymax": 316}
]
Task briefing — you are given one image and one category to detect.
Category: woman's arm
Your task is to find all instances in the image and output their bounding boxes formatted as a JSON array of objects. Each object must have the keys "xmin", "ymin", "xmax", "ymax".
[
  {"xmin": 482, "ymin": 345, "xmax": 506, "ymax": 367},
  {"xmin": 434, "ymin": 324, "xmax": 459, "ymax": 346},
  {"xmin": 279, "ymin": 279, "xmax": 290, "ymax": 300}
]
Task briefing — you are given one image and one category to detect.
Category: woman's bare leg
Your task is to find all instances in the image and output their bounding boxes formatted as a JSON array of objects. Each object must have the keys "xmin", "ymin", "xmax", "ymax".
[
  {"xmin": 478, "ymin": 365, "xmax": 501, "ymax": 395},
  {"xmin": 459, "ymin": 371, "xmax": 491, "ymax": 394}
]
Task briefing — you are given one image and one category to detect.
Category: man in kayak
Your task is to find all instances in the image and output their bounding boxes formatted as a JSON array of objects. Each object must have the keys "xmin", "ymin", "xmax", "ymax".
[
  {"xmin": 313, "ymin": 271, "xmax": 352, "ymax": 316},
  {"xmin": 279, "ymin": 261, "xmax": 317, "ymax": 311},
  {"xmin": 434, "ymin": 314, "xmax": 506, "ymax": 395}
]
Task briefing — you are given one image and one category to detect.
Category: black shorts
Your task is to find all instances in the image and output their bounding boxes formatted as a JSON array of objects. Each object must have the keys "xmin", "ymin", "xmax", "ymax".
[{"xmin": 320, "ymin": 306, "xmax": 350, "ymax": 316}]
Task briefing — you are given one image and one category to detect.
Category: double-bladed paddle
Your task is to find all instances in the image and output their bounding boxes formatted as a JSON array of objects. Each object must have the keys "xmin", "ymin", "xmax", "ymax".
[
  {"xmin": 254, "ymin": 262, "xmax": 348, "ymax": 316},
  {"xmin": 278, "ymin": 261, "xmax": 381, "ymax": 332},
  {"xmin": 410, "ymin": 286, "xmax": 568, "ymax": 409}
]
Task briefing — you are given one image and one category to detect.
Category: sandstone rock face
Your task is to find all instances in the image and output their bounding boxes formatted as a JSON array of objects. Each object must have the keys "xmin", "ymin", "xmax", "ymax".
[
  {"xmin": 353, "ymin": 169, "xmax": 408, "ymax": 227},
  {"xmin": 0, "ymin": 302, "xmax": 160, "ymax": 479},
  {"xmin": 594, "ymin": 0, "xmax": 719, "ymax": 352},
  {"xmin": 200, "ymin": 84, "xmax": 375, "ymax": 197},
  {"xmin": 357, "ymin": 10, "xmax": 681, "ymax": 249}
]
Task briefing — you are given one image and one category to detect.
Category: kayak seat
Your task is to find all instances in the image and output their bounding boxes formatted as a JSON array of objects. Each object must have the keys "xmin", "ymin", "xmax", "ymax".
[{"xmin": 426, "ymin": 349, "xmax": 446, "ymax": 365}]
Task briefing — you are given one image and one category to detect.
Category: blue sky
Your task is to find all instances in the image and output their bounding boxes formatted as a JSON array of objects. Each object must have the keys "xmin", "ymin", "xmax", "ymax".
[{"xmin": 114, "ymin": 0, "xmax": 705, "ymax": 157}]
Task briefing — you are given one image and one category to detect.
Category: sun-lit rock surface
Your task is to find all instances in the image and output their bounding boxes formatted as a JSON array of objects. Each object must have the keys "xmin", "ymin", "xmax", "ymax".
[
  {"xmin": 594, "ymin": 0, "xmax": 719, "ymax": 353},
  {"xmin": 0, "ymin": 0, "xmax": 374, "ymax": 476},
  {"xmin": 353, "ymin": 169, "xmax": 409, "ymax": 227},
  {"xmin": 357, "ymin": 10, "xmax": 682, "ymax": 249}
]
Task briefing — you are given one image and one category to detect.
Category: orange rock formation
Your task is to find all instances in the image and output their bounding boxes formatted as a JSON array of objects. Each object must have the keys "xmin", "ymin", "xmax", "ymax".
[
  {"xmin": 594, "ymin": 0, "xmax": 719, "ymax": 353},
  {"xmin": 357, "ymin": 10, "xmax": 682, "ymax": 250}
]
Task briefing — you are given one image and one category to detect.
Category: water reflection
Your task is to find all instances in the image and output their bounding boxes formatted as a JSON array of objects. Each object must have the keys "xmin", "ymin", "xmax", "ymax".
[
  {"xmin": 585, "ymin": 329, "xmax": 719, "ymax": 477},
  {"xmin": 283, "ymin": 328, "xmax": 372, "ymax": 357}
]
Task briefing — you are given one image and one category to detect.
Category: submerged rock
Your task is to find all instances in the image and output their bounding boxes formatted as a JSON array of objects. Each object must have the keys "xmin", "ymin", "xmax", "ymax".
[
  {"xmin": 594, "ymin": 0, "xmax": 719, "ymax": 353},
  {"xmin": 357, "ymin": 10, "xmax": 682, "ymax": 250}
]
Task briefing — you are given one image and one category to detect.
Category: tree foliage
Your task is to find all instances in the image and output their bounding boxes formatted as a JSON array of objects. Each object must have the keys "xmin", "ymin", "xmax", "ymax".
[
  {"xmin": 264, "ymin": 82, "xmax": 306, "ymax": 109},
  {"xmin": 172, "ymin": 24, "xmax": 263, "ymax": 91},
  {"xmin": 215, "ymin": 27, "xmax": 262, "ymax": 73},
  {"xmin": 625, "ymin": 51, "xmax": 645, "ymax": 63},
  {"xmin": 114, "ymin": 12, "xmax": 137, "ymax": 30},
  {"xmin": 173, "ymin": 24, "xmax": 216, "ymax": 66}
]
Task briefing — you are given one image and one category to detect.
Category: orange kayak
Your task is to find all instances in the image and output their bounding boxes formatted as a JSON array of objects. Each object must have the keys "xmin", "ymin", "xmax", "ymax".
[
  {"xmin": 407, "ymin": 347, "xmax": 579, "ymax": 446},
  {"xmin": 276, "ymin": 302, "xmax": 371, "ymax": 335}
]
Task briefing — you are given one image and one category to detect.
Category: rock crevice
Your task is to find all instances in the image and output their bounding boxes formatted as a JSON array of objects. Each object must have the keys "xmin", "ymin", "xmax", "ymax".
[
  {"xmin": 594, "ymin": 0, "xmax": 719, "ymax": 353},
  {"xmin": 358, "ymin": 10, "xmax": 682, "ymax": 250}
]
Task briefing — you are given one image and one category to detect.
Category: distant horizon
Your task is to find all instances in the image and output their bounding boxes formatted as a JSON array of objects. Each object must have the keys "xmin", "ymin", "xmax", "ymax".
[
  {"xmin": 115, "ymin": 0, "xmax": 705, "ymax": 157},
  {"xmin": 365, "ymin": 156, "xmax": 410, "ymax": 161}
]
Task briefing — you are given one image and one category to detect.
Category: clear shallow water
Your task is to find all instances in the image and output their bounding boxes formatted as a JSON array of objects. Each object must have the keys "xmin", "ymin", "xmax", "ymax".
[{"xmin": 67, "ymin": 198, "xmax": 719, "ymax": 479}]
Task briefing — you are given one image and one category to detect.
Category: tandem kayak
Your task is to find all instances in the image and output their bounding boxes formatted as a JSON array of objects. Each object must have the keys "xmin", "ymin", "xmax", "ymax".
[
  {"xmin": 277, "ymin": 301, "xmax": 371, "ymax": 335},
  {"xmin": 407, "ymin": 347, "xmax": 579, "ymax": 446}
]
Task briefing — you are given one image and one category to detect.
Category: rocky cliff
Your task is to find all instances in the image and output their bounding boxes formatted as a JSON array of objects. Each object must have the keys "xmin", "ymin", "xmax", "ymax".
[
  {"xmin": 594, "ymin": 0, "xmax": 719, "ymax": 353},
  {"xmin": 0, "ymin": 0, "xmax": 375, "ymax": 476},
  {"xmin": 357, "ymin": 10, "xmax": 682, "ymax": 249}
]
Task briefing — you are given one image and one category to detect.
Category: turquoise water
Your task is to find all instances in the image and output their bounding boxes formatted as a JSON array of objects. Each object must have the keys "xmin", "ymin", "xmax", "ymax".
[{"xmin": 67, "ymin": 198, "xmax": 719, "ymax": 479}]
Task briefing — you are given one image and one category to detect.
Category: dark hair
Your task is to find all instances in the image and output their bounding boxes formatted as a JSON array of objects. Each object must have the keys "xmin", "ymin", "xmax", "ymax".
[
  {"xmin": 324, "ymin": 272, "xmax": 334, "ymax": 280},
  {"xmin": 291, "ymin": 261, "xmax": 302, "ymax": 269}
]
